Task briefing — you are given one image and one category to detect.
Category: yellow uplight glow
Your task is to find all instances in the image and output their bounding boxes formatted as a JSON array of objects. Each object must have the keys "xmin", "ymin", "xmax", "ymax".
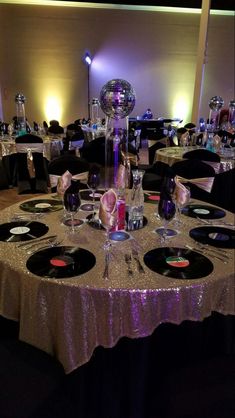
[
  {"xmin": 44, "ymin": 96, "xmax": 62, "ymax": 123},
  {"xmin": 172, "ymin": 95, "xmax": 191, "ymax": 124}
]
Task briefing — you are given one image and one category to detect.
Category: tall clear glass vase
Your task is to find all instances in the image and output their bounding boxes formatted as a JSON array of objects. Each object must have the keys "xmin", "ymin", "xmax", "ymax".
[{"xmin": 104, "ymin": 116, "xmax": 129, "ymax": 190}]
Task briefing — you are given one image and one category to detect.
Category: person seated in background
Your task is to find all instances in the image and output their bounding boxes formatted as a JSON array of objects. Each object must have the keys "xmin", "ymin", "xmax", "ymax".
[
  {"xmin": 142, "ymin": 108, "xmax": 153, "ymax": 119},
  {"xmin": 47, "ymin": 120, "xmax": 64, "ymax": 134}
]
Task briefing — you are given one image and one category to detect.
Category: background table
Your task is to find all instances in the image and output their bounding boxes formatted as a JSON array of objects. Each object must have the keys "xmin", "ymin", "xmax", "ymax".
[{"xmin": 155, "ymin": 146, "xmax": 234, "ymax": 173}]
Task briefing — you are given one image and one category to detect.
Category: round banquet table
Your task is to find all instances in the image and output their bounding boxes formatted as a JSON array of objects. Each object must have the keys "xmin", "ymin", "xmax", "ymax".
[
  {"xmin": 155, "ymin": 146, "xmax": 235, "ymax": 173},
  {"xmin": 0, "ymin": 192, "xmax": 234, "ymax": 377},
  {"xmin": 0, "ymin": 134, "xmax": 63, "ymax": 161}
]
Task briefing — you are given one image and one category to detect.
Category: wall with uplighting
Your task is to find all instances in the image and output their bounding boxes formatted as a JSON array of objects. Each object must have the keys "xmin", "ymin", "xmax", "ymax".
[{"xmin": 0, "ymin": 3, "xmax": 234, "ymax": 127}]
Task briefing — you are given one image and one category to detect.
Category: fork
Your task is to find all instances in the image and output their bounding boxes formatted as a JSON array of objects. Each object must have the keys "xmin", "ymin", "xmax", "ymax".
[
  {"xmin": 132, "ymin": 248, "xmax": 145, "ymax": 273},
  {"xmin": 27, "ymin": 239, "xmax": 63, "ymax": 254},
  {"xmin": 125, "ymin": 254, "xmax": 133, "ymax": 276},
  {"xmin": 185, "ymin": 244, "xmax": 228, "ymax": 264}
]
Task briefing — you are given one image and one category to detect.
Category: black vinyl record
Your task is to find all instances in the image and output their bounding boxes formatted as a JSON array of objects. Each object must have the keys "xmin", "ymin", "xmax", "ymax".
[
  {"xmin": 20, "ymin": 199, "xmax": 63, "ymax": 213},
  {"xmin": 26, "ymin": 246, "xmax": 96, "ymax": 278},
  {"xmin": 80, "ymin": 190, "xmax": 104, "ymax": 201},
  {"xmin": 182, "ymin": 204, "xmax": 225, "ymax": 219},
  {"xmin": 189, "ymin": 226, "xmax": 235, "ymax": 249},
  {"xmin": 143, "ymin": 247, "xmax": 214, "ymax": 279},
  {"xmin": 0, "ymin": 221, "xmax": 49, "ymax": 242}
]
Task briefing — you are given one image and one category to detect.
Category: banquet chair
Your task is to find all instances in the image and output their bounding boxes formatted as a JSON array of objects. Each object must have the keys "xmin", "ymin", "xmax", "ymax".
[
  {"xmin": 47, "ymin": 120, "xmax": 64, "ymax": 135},
  {"xmin": 48, "ymin": 154, "xmax": 89, "ymax": 191},
  {"xmin": 148, "ymin": 141, "xmax": 166, "ymax": 165},
  {"xmin": 183, "ymin": 148, "xmax": 221, "ymax": 162},
  {"xmin": 0, "ymin": 160, "xmax": 9, "ymax": 189},
  {"xmin": 209, "ymin": 168, "xmax": 235, "ymax": 213},
  {"xmin": 0, "ymin": 339, "xmax": 66, "ymax": 418},
  {"xmin": 80, "ymin": 136, "xmax": 106, "ymax": 165},
  {"xmin": 142, "ymin": 161, "xmax": 170, "ymax": 192},
  {"xmin": 15, "ymin": 134, "xmax": 49, "ymax": 194},
  {"xmin": 171, "ymin": 159, "xmax": 216, "ymax": 203}
]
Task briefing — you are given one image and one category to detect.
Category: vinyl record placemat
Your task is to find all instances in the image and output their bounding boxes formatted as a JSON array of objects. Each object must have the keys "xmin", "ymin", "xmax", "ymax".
[
  {"xmin": 80, "ymin": 189, "xmax": 104, "ymax": 201},
  {"xmin": 20, "ymin": 199, "xmax": 63, "ymax": 213},
  {"xmin": 143, "ymin": 247, "xmax": 214, "ymax": 279},
  {"xmin": 0, "ymin": 221, "xmax": 49, "ymax": 242},
  {"xmin": 144, "ymin": 192, "xmax": 160, "ymax": 204},
  {"xmin": 189, "ymin": 226, "xmax": 235, "ymax": 249},
  {"xmin": 182, "ymin": 204, "xmax": 225, "ymax": 219},
  {"xmin": 26, "ymin": 246, "xmax": 96, "ymax": 278},
  {"xmin": 86, "ymin": 214, "xmax": 105, "ymax": 230}
]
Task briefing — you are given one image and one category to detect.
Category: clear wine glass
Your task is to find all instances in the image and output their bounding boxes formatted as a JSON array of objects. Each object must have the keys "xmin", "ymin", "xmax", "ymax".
[
  {"xmin": 173, "ymin": 185, "xmax": 191, "ymax": 227},
  {"xmin": 87, "ymin": 171, "xmax": 100, "ymax": 222},
  {"xmin": 99, "ymin": 188, "xmax": 117, "ymax": 280},
  {"xmin": 63, "ymin": 184, "xmax": 81, "ymax": 233},
  {"xmin": 156, "ymin": 196, "xmax": 176, "ymax": 244}
]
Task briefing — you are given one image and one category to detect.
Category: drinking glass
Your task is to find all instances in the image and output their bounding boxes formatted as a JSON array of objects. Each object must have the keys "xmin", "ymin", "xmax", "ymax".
[
  {"xmin": 173, "ymin": 186, "xmax": 191, "ymax": 227},
  {"xmin": 63, "ymin": 184, "xmax": 81, "ymax": 233},
  {"xmin": 156, "ymin": 197, "xmax": 176, "ymax": 243},
  {"xmin": 87, "ymin": 171, "xmax": 100, "ymax": 222}
]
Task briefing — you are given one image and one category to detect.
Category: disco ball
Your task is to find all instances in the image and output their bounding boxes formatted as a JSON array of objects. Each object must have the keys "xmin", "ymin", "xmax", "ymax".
[
  {"xmin": 15, "ymin": 93, "xmax": 26, "ymax": 104},
  {"xmin": 209, "ymin": 96, "xmax": 224, "ymax": 111},
  {"xmin": 100, "ymin": 79, "xmax": 136, "ymax": 119},
  {"xmin": 229, "ymin": 99, "xmax": 235, "ymax": 110}
]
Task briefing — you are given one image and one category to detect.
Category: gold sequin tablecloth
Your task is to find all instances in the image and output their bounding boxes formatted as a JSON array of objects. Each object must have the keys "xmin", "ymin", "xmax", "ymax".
[
  {"xmin": 0, "ymin": 135, "xmax": 63, "ymax": 161},
  {"xmin": 155, "ymin": 146, "xmax": 234, "ymax": 173},
  {"xmin": 0, "ymin": 195, "xmax": 234, "ymax": 373}
]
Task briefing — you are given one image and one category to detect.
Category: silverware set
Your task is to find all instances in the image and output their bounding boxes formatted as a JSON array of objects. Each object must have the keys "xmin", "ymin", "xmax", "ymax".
[
  {"xmin": 16, "ymin": 235, "xmax": 63, "ymax": 253},
  {"xmin": 196, "ymin": 217, "xmax": 235, "ymax": 228},
  {"xmin": 125, "ymin": 250, "xmax": 145, "ymax": 275},
  {"xmin": 185, "ymin": 244, "xmax": 230, "ymax": 264},
  {"xmin": 11, "ymin": 213, "xmax": 45, "ymax": 221}
]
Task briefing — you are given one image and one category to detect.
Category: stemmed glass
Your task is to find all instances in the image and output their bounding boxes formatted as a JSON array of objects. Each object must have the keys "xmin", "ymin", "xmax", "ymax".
[
  {"xmin": 99, "ymin": 189, "xmax": 117, "ymax": 280},
  {"xmin": 87, "ymin": 170, "xmax": 100, "ymax": 223},
  {"xmin": 156, "ymin": 195, "xmax": 176, "ymax": 244},
  {"xmin": 173, "ymin": 185, "xmax": 191, "ymax": 227},
  {"xmin": 100, "ymin": 213, "xmax": 117, "ymax": 280},
  {"xmin": 63, "ymin": 181, "xmax": 81, "ymax": 233}
]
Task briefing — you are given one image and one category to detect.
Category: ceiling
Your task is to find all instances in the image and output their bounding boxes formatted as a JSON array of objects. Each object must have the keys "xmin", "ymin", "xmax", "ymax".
[{"xmin": 53, "ymin": 1, "xmax": 234, "ymax": 11}]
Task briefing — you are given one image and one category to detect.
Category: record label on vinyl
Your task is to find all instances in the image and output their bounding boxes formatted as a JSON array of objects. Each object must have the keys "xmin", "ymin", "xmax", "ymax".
[
  {"xmin": 20, "ymin": 199, "xmax": 63, "ymax": 213},
  {"xmin": 190, "ymin": 226, "xmax": 235, "ymax": 248},
  {"xmin": 166, "ymin": 256, "xmax": 190, "ymax": 268},
  {"xmin": 0, "ymin": 221, "xmax": 49, "ymax": 242},
  {"xmin": 144, "ymin": 193, "xmax": 160, "ymax": 203},
  {"xmin": 182, "ymin": 204, "xmax": 225, "ymax": 219},
  {"xmin": 10, "ymin": 226, "xmax": 30, "ymax": 235},
  {"xmin": 143, "ymin": 247, "xmax": 213, "ymax": 279},
  {"xmin": 26, "ymin": 246, "xmax": 96, "ymax": 278}
]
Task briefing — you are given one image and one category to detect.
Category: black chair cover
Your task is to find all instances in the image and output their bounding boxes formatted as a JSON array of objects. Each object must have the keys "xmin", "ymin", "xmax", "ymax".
[
  {"xmin": 183, "ymin": 148, "xmax": 221, "ymax": 162},
  {"xmin": 172, "ymin": 159, "xmax": 216, "ymax": 203},
  {"xmin": 15, "ymin": 134, "xmax": 49, "ymax": 194}
]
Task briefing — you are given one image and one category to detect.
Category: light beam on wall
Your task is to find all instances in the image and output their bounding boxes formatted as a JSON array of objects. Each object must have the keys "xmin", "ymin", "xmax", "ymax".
[
  {"xmin": 171, "ymin": 94, "xmax": 191, "ymax": 124},
  {"xmin": 44, "ymin": 96, "xmax": 62, "ymax": 122}
]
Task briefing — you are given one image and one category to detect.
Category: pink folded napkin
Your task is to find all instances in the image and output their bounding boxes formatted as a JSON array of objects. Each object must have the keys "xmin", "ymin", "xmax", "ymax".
[
  {"xmin": 99, "ymin": 189, "xmax": 117, "ymax": 229},
  {"xmin": 57, "ymin": 170, "xmax": 72, "ymax": 197}
]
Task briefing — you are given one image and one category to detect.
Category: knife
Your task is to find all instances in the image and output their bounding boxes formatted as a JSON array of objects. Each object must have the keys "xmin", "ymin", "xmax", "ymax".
[{"xmin": 16, "ymin": 235, "xmax": 57, "ymax": 248}]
